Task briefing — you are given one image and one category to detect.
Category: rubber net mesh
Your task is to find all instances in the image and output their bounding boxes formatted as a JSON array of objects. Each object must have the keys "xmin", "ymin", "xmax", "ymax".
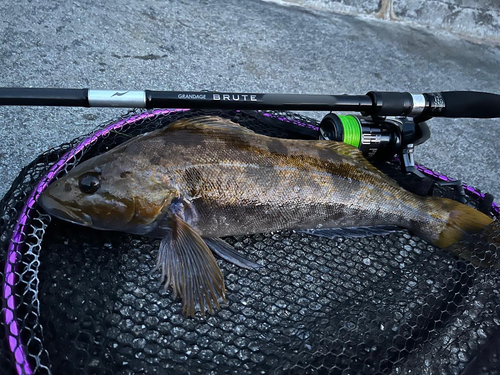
[{"xmin": 1, "ymin": 109, "xmax": 499, "ymax": 375}]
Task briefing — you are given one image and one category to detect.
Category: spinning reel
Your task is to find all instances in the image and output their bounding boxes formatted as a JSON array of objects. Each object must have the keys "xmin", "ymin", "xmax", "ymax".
[{"xmin": 318, "ymin": 113, "xmax": 430, "ymax": 176}]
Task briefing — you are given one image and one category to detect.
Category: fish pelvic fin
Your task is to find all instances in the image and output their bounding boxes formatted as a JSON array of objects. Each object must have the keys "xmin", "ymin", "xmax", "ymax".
[
  {"xmin": 430, "ymin": 198, "xmax": 494, "ymax": 249},
  {"xmin": 204, "ymin": 237, "xmax": 262, "ymax": 270},
  {"xmin": 156, "ymin": 216, "xmax": 226, "ymax": 317}
]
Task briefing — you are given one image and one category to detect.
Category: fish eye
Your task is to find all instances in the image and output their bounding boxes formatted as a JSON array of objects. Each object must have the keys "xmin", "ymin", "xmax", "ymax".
[{"xmin": 79, "ymin": 172, "xmax": 101, "ymax": 194}]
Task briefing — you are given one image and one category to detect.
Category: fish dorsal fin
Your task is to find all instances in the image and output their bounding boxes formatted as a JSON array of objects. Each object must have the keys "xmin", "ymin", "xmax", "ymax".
[
  {"xmin": 167, "ymin": 116, "xmax": 256, "ymax": 135},
  {"xmin": 315, "ymin": 140, "xmax": 371, "ymax": 165},
  {"xmin": 166, "ymin": 116, "xmax": 399, "ymax": 187},
  {"xmin": 315, "ymin": 140, "xmax": 401, "ymax": 187}
]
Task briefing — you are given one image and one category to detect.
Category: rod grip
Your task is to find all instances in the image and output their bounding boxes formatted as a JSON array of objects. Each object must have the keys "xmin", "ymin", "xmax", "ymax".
[{"xmin": 426, "ymin": 91, "xmax": 500, "ymax": 118}]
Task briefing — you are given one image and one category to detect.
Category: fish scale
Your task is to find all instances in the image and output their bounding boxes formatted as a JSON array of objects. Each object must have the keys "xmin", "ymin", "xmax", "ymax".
[
  {"xmin": 154, "ymin": 123, "xmax": 434, "ymax": 238},
  {"xmin": 38, "ymin": 116, "xmax": 495, "ymax": 316}
]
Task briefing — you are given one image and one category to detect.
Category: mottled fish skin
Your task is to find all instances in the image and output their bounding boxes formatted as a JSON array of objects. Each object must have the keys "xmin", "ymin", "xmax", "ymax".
[
  {"xmin": 38, "ymin": 116, "xmax": 495, "ymax": 316},
  {"xmin": 87, "ymin": 116, "xmax": 456, "ymax": 245}
]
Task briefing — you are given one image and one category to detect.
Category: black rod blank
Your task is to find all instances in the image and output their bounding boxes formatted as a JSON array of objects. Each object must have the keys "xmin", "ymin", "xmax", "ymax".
[
  {"xmin": 1, "ymin": 87, "xmax": 499, "ymax": 118},
  {"xmin": 0, "ymin": 88, "xmax": 88, "ymax": 107},
  {"xmin": 145, "ymin": 91, "xmax": 373, "ymax": 111},
  {"xmin": 0, "ymin": 88, "xmax": 374, "ymax": 112}
]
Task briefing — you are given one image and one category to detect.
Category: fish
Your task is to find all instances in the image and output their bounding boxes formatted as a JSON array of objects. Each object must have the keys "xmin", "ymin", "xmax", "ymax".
[{"xmin": 38, "ymin": 116, "xmax": 495, "ymax": 317}]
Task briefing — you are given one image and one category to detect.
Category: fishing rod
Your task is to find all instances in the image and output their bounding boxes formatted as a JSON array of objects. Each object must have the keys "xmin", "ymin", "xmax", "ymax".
[
  {"xmin": 1, "ymin": 87, "xmax": 499, "ymax": 178},
  {"xmin": 1, "ymin": 88, "xmax": 500, "ymax": 118}
]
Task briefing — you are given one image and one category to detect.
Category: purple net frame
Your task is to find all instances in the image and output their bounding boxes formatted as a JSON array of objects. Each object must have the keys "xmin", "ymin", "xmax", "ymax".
[
  {"xmin": 2, "ymin": 109, "xmax": 499, "ymax": 374},
  {"xmin": 415, "ymin": 164, "xmax": 500, "ymax": 214},
  {"xmin": 2, "ymin": 108, "xmax": 188, "ymax": 375}
]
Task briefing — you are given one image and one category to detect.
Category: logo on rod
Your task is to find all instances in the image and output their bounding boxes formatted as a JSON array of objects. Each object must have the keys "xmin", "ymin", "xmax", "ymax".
[{"xmin": 213, "ymin": 94, "xmax": 258, "ymax": 101}]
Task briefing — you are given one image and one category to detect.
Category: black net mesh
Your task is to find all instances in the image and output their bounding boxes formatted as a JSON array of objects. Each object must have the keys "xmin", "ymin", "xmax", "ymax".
[{"xmin": 1, "ymin": 109, "xmax": 499, "ymax": 375}]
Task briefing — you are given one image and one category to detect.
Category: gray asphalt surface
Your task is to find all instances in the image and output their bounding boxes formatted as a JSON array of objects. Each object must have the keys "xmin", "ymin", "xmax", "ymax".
[{"xmin": 1, "ymin": 0, "xmax": 499, "ymax": 201}]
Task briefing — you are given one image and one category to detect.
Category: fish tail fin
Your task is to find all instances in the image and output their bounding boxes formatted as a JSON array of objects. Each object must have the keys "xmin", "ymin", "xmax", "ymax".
[
  {"xmin": 420, "ymin": 197, "xmax": 498, "ymax": 267},
  {"xmin": 430, "ymin": 198, "xmax": 494, "ymax": 249},
  {"xmin": 445, "ymin": 220, "xmax": 500, "ymax": 268}
]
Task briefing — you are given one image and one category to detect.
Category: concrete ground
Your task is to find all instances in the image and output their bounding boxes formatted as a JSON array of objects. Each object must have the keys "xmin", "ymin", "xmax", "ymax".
[
  {"xmin": 264, "ymin": 0, "xmax": 500, "ymax": 43},
  {"xmin": 0, "ymin": 0, "xmax": 499, "ymax": 201}
]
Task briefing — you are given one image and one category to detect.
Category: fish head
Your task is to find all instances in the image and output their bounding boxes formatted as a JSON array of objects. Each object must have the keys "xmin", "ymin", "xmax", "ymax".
[{"xmin": 38, "ymin": 149, "xmax": 178, "ymax": 234}]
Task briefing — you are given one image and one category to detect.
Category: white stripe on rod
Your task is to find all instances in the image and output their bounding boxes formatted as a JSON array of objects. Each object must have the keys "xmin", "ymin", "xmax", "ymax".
[{"xmin": 88, "ymin": 90, "xmax": 146, "ymax": 107}]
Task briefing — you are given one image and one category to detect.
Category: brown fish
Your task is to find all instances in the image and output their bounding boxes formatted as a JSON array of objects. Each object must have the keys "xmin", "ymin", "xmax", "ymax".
[{"xmin": 38, "ymin": 116, "xmax": 494, "ymax": 316}]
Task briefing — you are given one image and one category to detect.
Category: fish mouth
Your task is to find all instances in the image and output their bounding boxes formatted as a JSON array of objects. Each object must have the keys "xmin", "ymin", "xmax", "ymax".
[{"xmin": 38, "ymin": 193, "xmax": 93, "ymax": 227}]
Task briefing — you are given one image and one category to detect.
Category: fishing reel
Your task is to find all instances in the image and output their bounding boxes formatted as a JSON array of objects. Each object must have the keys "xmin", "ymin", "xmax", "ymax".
[{"xmin": 319, "ymin": 113, "xmax": 430, "ymax": 176}]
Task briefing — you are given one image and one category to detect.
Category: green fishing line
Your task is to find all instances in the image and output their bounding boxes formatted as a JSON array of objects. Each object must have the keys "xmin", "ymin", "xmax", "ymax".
[{"xmin": 339, "ymin": 115, "xmax": 361, "ymax": 148}]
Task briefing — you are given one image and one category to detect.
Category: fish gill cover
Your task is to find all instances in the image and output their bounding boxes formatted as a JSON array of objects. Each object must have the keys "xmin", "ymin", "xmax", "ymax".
[{"xmin": 1, "ymin": 109, "xmax": 500, "ymax": 374}]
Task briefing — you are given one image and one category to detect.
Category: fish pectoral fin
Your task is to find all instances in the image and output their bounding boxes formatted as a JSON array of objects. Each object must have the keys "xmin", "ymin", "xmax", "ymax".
[
  {"xmin": 299, "ymin": 225, "xmax": 403, "ymax": 239},
  {"xmin": 204, "ymin": 237, "xmax": 262, "ymax": 270},
  {"xmin": 156, "ymin": 216, "xmax": 226, "ymax": 317}
]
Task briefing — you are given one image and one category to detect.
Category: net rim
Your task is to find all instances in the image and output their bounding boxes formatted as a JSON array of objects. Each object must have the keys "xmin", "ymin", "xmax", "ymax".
[{"xmin": 2, "ymin": 109, "xmax": 499, "ymax": 374}]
